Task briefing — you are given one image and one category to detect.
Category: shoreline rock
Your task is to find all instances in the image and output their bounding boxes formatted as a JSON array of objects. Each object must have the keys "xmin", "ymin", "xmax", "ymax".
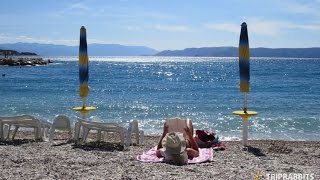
[{"xmin": 0, "ymin": 57, "xmax": 53, "ymax": 66}]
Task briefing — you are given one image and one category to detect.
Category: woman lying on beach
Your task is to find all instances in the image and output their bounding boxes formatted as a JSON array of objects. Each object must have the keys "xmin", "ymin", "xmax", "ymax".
[{"xmin": 156, "ymin": 122, "xmax": 199, "ymax": 166}]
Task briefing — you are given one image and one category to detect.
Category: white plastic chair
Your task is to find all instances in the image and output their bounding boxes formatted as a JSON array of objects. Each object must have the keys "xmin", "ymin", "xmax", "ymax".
[
  {"xmin": 49, "ymin": 115, "xmax": 72, "ymax": 142},
  {"xmin": 126, "ymin": 120, "xmax": 144, "ymax": 147}
]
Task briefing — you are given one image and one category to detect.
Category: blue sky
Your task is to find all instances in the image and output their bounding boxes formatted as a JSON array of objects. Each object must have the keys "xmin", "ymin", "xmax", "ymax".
[{"xmin": 0, "ymin": 0, "xmax": 320, "ymax": 50}]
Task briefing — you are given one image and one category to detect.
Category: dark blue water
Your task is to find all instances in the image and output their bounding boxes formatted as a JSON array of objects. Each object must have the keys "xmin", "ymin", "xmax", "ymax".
[{"xmin": 0, "ymin": 56, "xmax": 319, "ymax": 140}]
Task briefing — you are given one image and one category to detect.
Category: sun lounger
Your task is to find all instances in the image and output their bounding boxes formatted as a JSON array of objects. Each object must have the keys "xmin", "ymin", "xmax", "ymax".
[
  {"xmin": 74, "ymin": 118, "xmax": 145, "ymax": 148},
  {"xmin": 0, "ymin": 115, "xmax": 51, "ymax": 141},
  {"xmin": 74, "ymin": 118, "xmax": 127, "ymax": 146}
]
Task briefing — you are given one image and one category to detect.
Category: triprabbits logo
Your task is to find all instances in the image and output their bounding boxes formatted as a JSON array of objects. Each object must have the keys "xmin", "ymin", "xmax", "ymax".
[
  {"xmin": 254, "ymin": 170, "xmax": 315, "ymax": 180},
  {"xmin": 254, "ymin": 170, "xmax": 264, "ymax": 180}
]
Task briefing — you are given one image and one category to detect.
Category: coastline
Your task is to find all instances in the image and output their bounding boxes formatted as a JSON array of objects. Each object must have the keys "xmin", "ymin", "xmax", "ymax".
[
  {"xmin": 0, "ymin": 57, "xmax": 52, "ymax": 66},
  {"xmin": 0, "ymin": 131, "xmax": 319, "ymax": 179}
]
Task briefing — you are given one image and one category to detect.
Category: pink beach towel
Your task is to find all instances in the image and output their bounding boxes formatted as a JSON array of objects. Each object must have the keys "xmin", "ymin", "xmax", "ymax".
[{"xmin": 137, "ymin": 147, "xmax": 214, "ymax": 164}]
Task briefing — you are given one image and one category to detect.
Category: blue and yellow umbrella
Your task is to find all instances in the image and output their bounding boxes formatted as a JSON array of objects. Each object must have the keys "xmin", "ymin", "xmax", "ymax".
[
  {"xmin": 239, "ymin": 22, "xmax": 250, "ymax": 94},
  {"xmin": 233, "ymin": 22, "xmax": 257, "ymax": 146},
  {"xmin": 238, "ymin": 22, "xmax": 251, "ymax": 113},
  {"xmin": 79, "ymin": 26, "xmax": 89, "ymax": 101},
  {"xmin": 73, "ymin": 26, "xmax": 96, "ymax": 144},
  {"xmin": 73, "ymin": 26, "xmax": 96, "ymax": 114}
]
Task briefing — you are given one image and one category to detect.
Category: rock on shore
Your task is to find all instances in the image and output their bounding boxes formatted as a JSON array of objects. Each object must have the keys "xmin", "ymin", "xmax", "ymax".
[{"xmin": 0, "ymin": 57, "xmax": 52, "ymax": 66}]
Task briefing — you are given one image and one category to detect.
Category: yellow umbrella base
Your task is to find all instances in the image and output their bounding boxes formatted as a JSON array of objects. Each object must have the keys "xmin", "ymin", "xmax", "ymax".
[
  {"xmin": 72, "ymin": 106, "xmax": 96, "ymax": 114},
  {"xmin": 233, "ymin": 110, "xmax": 258, "ymax": 118}
]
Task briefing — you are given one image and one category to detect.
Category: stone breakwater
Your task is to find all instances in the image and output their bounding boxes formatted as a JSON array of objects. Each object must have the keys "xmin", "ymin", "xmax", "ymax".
[{"xmin": 0, "ymin": 57, "xmax": 53, "ymax": 66}]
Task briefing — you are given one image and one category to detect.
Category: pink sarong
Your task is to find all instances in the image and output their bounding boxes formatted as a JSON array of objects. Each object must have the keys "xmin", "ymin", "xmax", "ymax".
[{"xmin": 137, "ymin": 147, "xmax": 214, "ymax": 164}]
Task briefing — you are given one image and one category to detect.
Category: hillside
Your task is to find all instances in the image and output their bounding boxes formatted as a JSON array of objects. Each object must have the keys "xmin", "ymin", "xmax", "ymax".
[
  {"xmin": 2, "ymin": 43, "xmax": 320, "ymax": 58},
  {"xmin": 0, "ymin": 49, "xmax": 37, "ymax": 56},
  {"xmin": 156, "ymin": 47, "xmax": 320, "ymax": 58},
  {"xmin": 0, "ymin": 42, "xmax": 158, "ymax": 56}
]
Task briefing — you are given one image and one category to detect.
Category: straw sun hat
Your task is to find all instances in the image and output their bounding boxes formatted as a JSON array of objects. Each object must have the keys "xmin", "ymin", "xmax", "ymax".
[
  {"xmin": 161, "ymin": 132, "xmax": 188, "ymax": 165},
  {"xmin": 162, "ymin": 132, "xmax": 187, "ymax": 155}
]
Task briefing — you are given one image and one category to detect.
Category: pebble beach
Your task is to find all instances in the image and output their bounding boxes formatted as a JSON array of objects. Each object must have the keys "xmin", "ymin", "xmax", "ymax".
[{"xmin": 0, "ymin": 131, "xmax": 319, "ymax": 180}]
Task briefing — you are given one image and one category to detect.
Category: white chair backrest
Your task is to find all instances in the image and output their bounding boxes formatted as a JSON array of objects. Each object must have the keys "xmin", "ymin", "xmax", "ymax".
[{"xmin": 53, "ymin": 115, "xmax": 70, "ymax": 129}]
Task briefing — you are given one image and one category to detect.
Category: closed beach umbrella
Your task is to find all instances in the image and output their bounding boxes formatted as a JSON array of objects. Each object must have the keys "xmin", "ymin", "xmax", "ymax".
[
  {"xmin": 233, "ymin": 22, "xmax": 257, "ymax": 146},
  {"xmin": 238, "ymin": 22, "xmax": 250, "ymax": 112},
  {"xmin": 79, "ymin": 26, "xmax": 89, "ymax": 107},
  {"xmin": 239, "ymin": 22, "xmax": 250, "ymax": 93},
  {"xmin": 73, "ymin": 26, "xmax": 96, "ymax": 142}
]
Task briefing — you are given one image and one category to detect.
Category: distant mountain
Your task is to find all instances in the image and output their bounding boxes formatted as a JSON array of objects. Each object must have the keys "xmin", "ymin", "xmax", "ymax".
[
  {"xmin": 0, "ymin": 49, "xmax": 37, "ymax": 56},
  {"xmin": 2, "ymin": 43, "xmax": 320, "ymax": 58},
  {"xmin": 156, "ymin": 47, "xmax": 320, "ymax": 58},
  {"xmin": 88, "ymin": 44, "xmax": 158, "ymax": 56},
  {"xmin": 0, "ymin": 42, "xmax": 158, "ymax": 56}
]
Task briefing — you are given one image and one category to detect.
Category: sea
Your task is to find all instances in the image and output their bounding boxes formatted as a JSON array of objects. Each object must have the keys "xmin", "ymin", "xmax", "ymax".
[{"xmin": 0, "ymin": 56, "xmax": 319, "ymax": 141}]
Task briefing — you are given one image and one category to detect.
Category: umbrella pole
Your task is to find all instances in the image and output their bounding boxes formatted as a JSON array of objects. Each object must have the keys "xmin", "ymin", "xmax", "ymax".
[
  {"xmin": 242, "ymin": 92, "xmax": 248, "ymax": 145},
  {"xmin": 233, "ymin": 92, "xmax": 257, "ymax": 146},
  {"xmin": 243, "ymin": 92, "xmax": 247, "ymax": 113},
  {"xmin": 233, "ymin": 111, "xmax": 257, "ymax": 146},
  {"xmin": 242, "ymin": 117, "xmax": 249, "ymax": 146},
  {"xmin": 82, "ymin": 98, "xmax": 86, "ymax": 109}
]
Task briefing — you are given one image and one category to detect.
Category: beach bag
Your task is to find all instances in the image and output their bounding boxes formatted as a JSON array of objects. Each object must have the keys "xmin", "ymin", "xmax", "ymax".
[{"xmin": 194, "ymin": 130, "xmax": 218, "ymax": 148}]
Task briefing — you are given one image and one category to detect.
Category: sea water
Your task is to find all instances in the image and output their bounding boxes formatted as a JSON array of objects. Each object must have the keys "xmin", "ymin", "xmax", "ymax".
[{"xmin": 0, "ymin": 56, "xmax": 319, "ymax": 141}]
